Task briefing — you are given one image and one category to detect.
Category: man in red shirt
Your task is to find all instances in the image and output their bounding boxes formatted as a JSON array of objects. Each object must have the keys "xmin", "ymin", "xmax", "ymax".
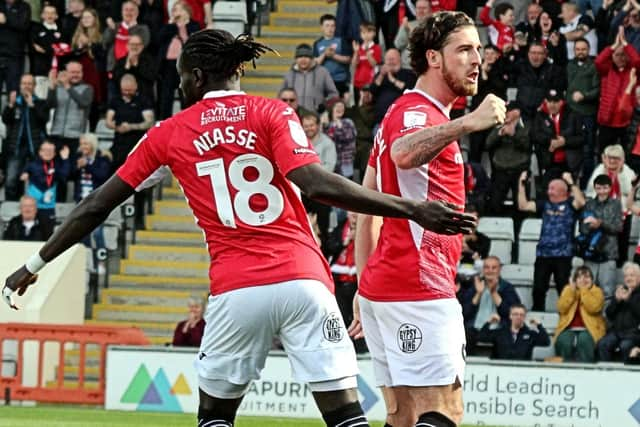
[
  {"xmin": 352, "ymin": 11, "xmax": 505, "ymax": 427},
  {"xmin": 2, "ymin": 30, "xmax": 476, "ymax": 427}
]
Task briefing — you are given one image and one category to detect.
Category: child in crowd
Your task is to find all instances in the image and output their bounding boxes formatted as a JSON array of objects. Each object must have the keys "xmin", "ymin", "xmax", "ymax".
[
  {"xmin": 352, "ymin": 21, "xmax": 381, "ymax": 106},
  {"xmin": 480, "ymin": 0, "xmax": 516, "ymax": 52}
]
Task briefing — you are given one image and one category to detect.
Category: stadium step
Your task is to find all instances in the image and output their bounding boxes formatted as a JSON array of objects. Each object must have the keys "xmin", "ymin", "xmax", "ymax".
[
  {"xmin": 119, "ymin": 259, "xmax": 208, "ymax": 277},
  {"xmin": 109, "ymin": 274, "xmax": 209, "ymax": 291},
  {"xmin": 100, "ymin": 288, "xmax": 198, "ymax": 307},
  {"xmin": 254, "ymin": 37, "xmax": 315, "ymax": 54},
  {"xmin": 146, "ymin": 214, "xmax": 200, "ymax": 233},
  {"xmin": 129, "ymin": 244, "xmax": 209, "ymax": 263},
  {"xmin": 155, "ymin": 200, "xmax": 192, "ymax": 216},
  {"xmin": 93, "ymin": 303, "xmax": 187, "ymax": 323},
  {"xmin": 241, "ymin": 76, "xmax": 285, "ymax": 94},
  {"xmin": 276, "ymin": 0, "xmax": 336, "ymax": 14},
  {"xmin": 134, "ymin": 230, "xmax": 204, "ymax": 247},
  {"xmin": 268, "ymin": 12, "xmax": 323, "ymax": 29},
  {"xmin": 244, "ymin": 63, "xmax": 290, "ymax": 78},
  {"xmin": 253, "ymin": 51, "xmax": 293, "ymax": 67},
  {"xmin": 161, "ymin": 186, "xmax": 185, "ymax": 200}
]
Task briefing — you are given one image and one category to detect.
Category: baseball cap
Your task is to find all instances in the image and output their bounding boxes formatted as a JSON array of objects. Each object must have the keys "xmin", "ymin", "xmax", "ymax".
[
  {"xmin": 545, "ymin": 89, "xmax": 562, "ymax": 101},
  {"xmin": 295, "ymin": 44, "xmax": 313, "ymax": 58}
]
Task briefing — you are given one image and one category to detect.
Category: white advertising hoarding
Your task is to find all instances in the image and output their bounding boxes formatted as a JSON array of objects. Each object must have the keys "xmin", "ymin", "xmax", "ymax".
[{"xmin": 105, "ymin": 347, "xmax": 640, "ymax": 426}]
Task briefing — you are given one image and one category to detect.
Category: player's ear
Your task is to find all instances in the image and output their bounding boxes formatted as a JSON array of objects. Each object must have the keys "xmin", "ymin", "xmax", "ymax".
[
  {"xmin": 192, "ymin": 68, "xmax": 205, "ymax": 88},
  {"xmin": 426, "ymin": 49, "xmax": 441, "ymax": 69}
]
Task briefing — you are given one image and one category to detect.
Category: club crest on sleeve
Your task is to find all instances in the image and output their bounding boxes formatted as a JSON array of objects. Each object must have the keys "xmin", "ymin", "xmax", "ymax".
[{"xmin": 397, "ymin": 323, "xmax": 422, "ymax": 353}]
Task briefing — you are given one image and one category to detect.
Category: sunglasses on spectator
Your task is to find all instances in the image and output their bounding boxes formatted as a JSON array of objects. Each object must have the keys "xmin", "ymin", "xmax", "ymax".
[{"xmin": 280, "ymin": 98, "xmax": 296, "ymax": 102}]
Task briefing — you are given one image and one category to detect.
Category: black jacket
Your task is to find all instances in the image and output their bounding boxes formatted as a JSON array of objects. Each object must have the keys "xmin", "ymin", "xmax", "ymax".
[
  {"xmin": 514, "ymin": 60, "xmax": 567, "ymax": 121},
  {"xmin": 1, "ymin": 96, "xmax": 49, "ymax": 160},
  {"xmin": 471, "ymin": 57, "xmax": 509, "ymax": 111},
  {"xmin": 605, "ymin": 287, "xmax": 640, "ymax": 337},
  {"xmin": 478, "ymin": 322, "xmax": 551, "ymax": 360},
  {"xmin": 30, "ymin": 23, "xmax": 67, "ymax": 77},
  {"xmin": 530, "ymin": 102, "xmax": 583, "ymax": 172},
  {"xmin": 2, "ymin": 213, "xmax": 54, "ymax": 241},
  {"xmin": 0, "ymin": 0, "xmax": 31, "ymax": 58},
  {"xmin": 155, "ymin": 21, "xmax": 200, "ymax": 66}
]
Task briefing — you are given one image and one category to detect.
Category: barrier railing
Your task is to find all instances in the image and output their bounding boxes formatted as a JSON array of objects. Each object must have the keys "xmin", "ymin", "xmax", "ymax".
[{"xmin": 0, "ymin": 323, "xmax": 150, "ymax": 405}]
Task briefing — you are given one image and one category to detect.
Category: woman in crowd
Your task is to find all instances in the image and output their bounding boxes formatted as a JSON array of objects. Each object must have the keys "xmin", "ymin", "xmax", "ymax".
[
  {"xmin": 71, "ymin": 8, "xmax": 107, "ymax": 131},
  {"xmin": 156, "ymin": 1, "xmax": 199, "ymax": 120},
  {"xmin": 554, "ymin": 266, "xmax": 606, "ymax": 362},
  {"xmin": 535, "ymin": 11, "xmax": 568, "ymax": 67},
  {"xmin": 172, "ymin": 296, "xmax": 206, "ymax": 347},
  {"xmin": 323, "ymin": 99, "xmax": 357, "ymax": 180},
  {"xmin": 72, "ymin": 133, "xmax": 112, "ymax": 274}
]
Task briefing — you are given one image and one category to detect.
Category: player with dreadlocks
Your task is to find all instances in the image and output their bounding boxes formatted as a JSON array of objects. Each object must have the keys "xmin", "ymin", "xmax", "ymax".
[{"xmin": 2, "ymin": 29, "xmax": 476, "ymax": 427}]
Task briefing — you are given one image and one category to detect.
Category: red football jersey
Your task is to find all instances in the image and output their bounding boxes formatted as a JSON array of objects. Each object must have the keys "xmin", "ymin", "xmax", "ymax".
[
  {"xmin": 359, "ymin": 89, "xmax": 465, "ymax": 302},
  {"xmin": 117, "ymin": 90, "xmax": 334, "ymax": 295}
]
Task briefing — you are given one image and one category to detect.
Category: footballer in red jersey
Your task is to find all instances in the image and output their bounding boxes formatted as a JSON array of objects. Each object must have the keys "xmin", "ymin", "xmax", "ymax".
[
  {"xmin": 2, "ymin": 30, "xmax": 477, "ymax": 427},
  {"xmin": 351, "ymin": 12, "xmax": 506, "ymax": 427}
]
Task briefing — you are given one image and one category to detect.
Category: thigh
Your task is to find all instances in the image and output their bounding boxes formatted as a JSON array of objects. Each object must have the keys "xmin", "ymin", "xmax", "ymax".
[
  {"xmin": 278, "ymin": 280, "xmax": 359, "ymax": 384},
  {"xmin": 359, "ymin": 295, "xmax": 393, "ymax": 387},
  {"xmin": 195, "ymin": 287, "xmax": 276, "ymax": 385},
  {"xmin": 367, "ymin": 298, "xmax": 466, "ymax": 388}
]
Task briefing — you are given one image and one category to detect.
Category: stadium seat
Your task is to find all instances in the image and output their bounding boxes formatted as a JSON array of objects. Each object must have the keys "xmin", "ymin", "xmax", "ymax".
[
  {"xmin": 518, "ymin": 218, "xmax": 541, "ymax": 265},
  {"xmin": 532, "ymin": 344, "xmax": 556, "ymax": 361},
  {"xmin": 55, "ymin": 202, "xmax": 77, "ymax": 223},
  {"xmin": 515, "ymin": 286, "xmax": 533, "ymax": 310},
  {"xmin": 501, "ymin": 263, "xmax": 534, "ymax": 286},
  {"xmin": 0, "ymin": 201, "xmax": 20, "ymax": 223},
  {"xmin": 213, "ymin": 1, "xmax": 247, "ymax": 36},
  {"xmin": 527, "ymin": 311, "xmax": 559, "ymax": 335},
  {"xmin": 477, "ymin": 217, "xmax": 515, "ymax": 264}
]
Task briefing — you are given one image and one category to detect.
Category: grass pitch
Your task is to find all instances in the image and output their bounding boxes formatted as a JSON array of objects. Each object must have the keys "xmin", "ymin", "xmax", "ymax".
[{"xmin": 0, "ymin": 406, "xmax": 502, "ymax": 427}]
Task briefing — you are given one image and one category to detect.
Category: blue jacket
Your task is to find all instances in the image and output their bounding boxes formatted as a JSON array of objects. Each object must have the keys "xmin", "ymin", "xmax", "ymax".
[
  {"xmin": 23, "ymin": 157, "xmax": 71, "ymax": 209},
  {"xmin": 72, "ymin": 151, "xmax": 112, "ymax": 202},
  {"xmin": 461, "ymin": 277, "xmax": 521, "ymax": 328},
  {"xmin": 478, "ymin": 322, "xmax": 551, "ymax": 360}
]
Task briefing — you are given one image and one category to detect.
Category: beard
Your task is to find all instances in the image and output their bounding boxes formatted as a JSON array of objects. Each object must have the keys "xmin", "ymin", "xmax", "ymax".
[{"xmin": 442, "ymin": 57, "xmax": 477, "ymax": 97}]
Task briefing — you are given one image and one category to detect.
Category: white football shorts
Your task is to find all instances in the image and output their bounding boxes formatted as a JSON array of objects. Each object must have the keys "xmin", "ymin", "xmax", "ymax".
[
  {"xmin": 194, "ymin": 279, "xmax": 358, "ymax": 394},
  {"xmin": 358, "ymin": 296, "xmax": 466, "ymax": 388}
]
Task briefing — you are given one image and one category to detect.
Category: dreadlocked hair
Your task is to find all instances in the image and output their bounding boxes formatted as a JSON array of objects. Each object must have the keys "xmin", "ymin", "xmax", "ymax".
[{"xmin": 181, "ymin": 29, "xmax": 277, "ymax": 81}]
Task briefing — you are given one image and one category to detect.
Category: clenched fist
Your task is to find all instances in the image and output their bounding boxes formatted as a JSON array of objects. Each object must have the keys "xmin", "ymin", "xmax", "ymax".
[{"xmin": 465, "ymin": 94, "xmax": 506, "ymax": 133}]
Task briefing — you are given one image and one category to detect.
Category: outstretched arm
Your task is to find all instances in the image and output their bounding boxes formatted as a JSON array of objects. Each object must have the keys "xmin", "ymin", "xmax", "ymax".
[
  {"xmin": 3, "ymin": 176, "xmax": 135, "ymax": 308},
  {"xmin": 288, "ymin": 163, "xmax": 477, "ymax": 235}
]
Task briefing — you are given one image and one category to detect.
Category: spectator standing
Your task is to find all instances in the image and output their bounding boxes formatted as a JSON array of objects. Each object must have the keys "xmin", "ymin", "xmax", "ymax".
[
  {"xmin": 531, "ymin": 89, "xmax": 584, "ymax": 183},
  {"xmin": 70, "ymin": 7, "xmax": 107, "ymax": 132},
  {"xmin": 21, "ymin": 141, "xmax": 71, "ymax": 220},
  {"xmin": 313, "ymin": 14, "xmax": 352, "ymax": 99},
  {"xmin": 47, "ymin": 61, "xmax": 94, "ymax": 157},
  {"xmin": 172, "ymin": 296, "xmax": 206, "ymax": 347},
  {"xmin": 156, "ymin": 1, "xmax": 199, "ymax": 120},
  {"xmin": 462, "ymin": 256, "xmax": 522, "ymax": 355},
  {"xmin": 477, "ymin": 304, "xmax": 551, "ymax": 360},
  {"xmin": 514, "ymin": 42, "xmax": 566, "ymax": 122},
  {"xmin": 579, "ymin": 174, "xmax": 623, "ymax": 297},
  {"xmin": 277, "ymin": 88, "xmax": 312, "ymax": 121},
  {"xmin": 105, "ymin": 74, "xmax": 154, "ymax": 170},
  {"xmin": 2, "ymin": 195, "xmax": 54, "ymax": 241},
  {"xmin": 333, "ymin": 0, "xmax": 376, "ymax": 44},
  {"xmin": 480, "ymin": 0, "xmax": 516, "ymax": 52},
  {"xmin": 515, "ymin": 2, "xmax": 543, "ymax": 45},
  {"xmin": 394, "ymin": 0, "xmax": 431, "ymax": 68},
  {"xmin": 30, "ymin": 5, "xmax": 71, "ymax": 100},
  {"xmin": 597, "ymin": 261, "xmax": 640, "ymax": 361},
  {"xmin": 595, "ymin": 28, "xmax": 640, "ymax": 153},
  {"xmin": 301, "ymin": 112, "xmax": 336, "ymax": 250},
  {"xmin": 280, "ymin": 43, "xmax": 338, "ymax": 113},
  {"xmin": 112, "ymin": 34, "xmax": 156, "ymax": 103},
  {"xmin": 0, "ymin": 0, "xmax": 31, "ymax": 95},
  {"xmin": 460, "ymin": 204, "xmax": 491, "ymax": 264},
  {"xmin": 370, "ymin": 48, "xmax": 417, "ymax": 125},
  {"xmin": 485, "ymin": 102, "xmax": 530, "ymax": 215},
  {"xmin": 610, "ymin": 0, "xmax": 640, "ymax": 54},
  {"xmin": 566, "ymin": 38, "xmax": 600, "ymax": 188},
  {"xmin": 376, "ymin": 0, "xmax": 416, "ymax": 50},
  {"xmin": 554, "ymin": 266, "xmax": 606, "ymax": 362},
  {"xmin": 559, "ymin": 2, "xmax": 598, "ymax": 60},
  {"xmin": 60, "ymin": 0, "xmax": 85, "ymax": 41},
  {"xmin": 324, "ymin": 99, "xmax": 357, "ymax": 179},
  {"xmin": 534, "ymin": 11, "xmax": 568, "ymax": 68},
  {"xmin": 103, "ymin": 1, "xmax": 150, "ymax": 77},
  {"xmin": 344, "ymin": 84, "xmax": 376, "ymax": 182},
  {"xmin": 469, "ymin": 44, "xmax": 510, "ymax": 163},
  {"xmin": 351, "ymin": 21, "xmax": 381, "ymax": 106},
  {"xmin": 518, "ymin": 171, "xmax": 586, "ymax": 310},
  {"xmin": 165, "ymin": 0, "xmax": 211, "ymax": 29},
  {"xmin": 1, "ymin": 74, "xmax": 49, "ymax": 201},
  {"xmin": 73, "ymin": 133, "xmax": 111, "ymax": 274},
  {"xmin": 105, "ymin": 74, "xmax": 154, "ymax": 229},
  {"xmin": 625, "ymin": 84, "xmax": 640, "ymax": 175}
]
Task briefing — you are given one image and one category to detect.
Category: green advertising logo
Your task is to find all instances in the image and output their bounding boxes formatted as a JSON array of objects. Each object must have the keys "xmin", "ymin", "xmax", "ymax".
[{"xmin": 120, "ymin": 364, "xmax": 192, "ymax": 412}]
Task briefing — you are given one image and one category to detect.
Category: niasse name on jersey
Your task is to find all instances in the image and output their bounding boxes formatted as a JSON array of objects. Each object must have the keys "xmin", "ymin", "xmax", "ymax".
[{"xmin": 193, "ymin": 126, "xmax": 258, "ymax": 155}]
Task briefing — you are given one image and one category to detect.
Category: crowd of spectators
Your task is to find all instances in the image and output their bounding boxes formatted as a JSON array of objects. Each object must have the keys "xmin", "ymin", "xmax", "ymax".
[{"xmin": 1, "ymin": 0, "xmax": 640, "ymax": 362}]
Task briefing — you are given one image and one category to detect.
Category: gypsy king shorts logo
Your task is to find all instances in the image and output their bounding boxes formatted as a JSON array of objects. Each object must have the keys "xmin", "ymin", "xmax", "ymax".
[
  {"xmin": 397, "ymin": 323, "xmax": 423, "ymax": 353},
  {"xmin": 323, "ymin": 312, "xmax": 345, "ymax": 343}
]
